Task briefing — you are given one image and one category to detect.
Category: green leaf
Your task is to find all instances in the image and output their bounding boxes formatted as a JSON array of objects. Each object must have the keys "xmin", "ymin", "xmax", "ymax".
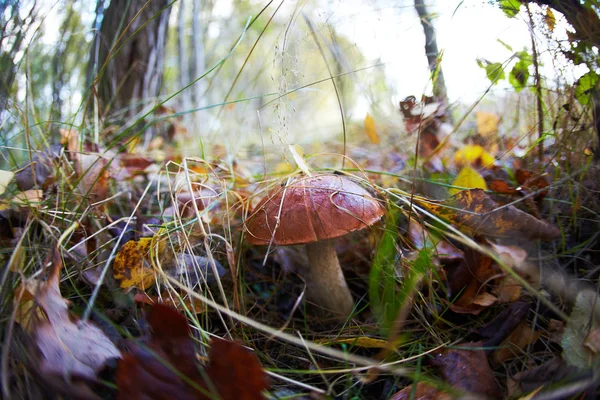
[
  {"xmin": 575, "ymin": 71, "xmax": 599, "ymax": 106},
  {"xmin": 562, "ymin": 289, "xmax": 600, "ymax": 368},
  {"xmin": 477, "ymin": 59, "xmax": 506, "ymax": 84},
  {"xmin": 499, "ymin": 0, "xmax": 521, "ymax": 18},
  {"xmin": 508, "ymin": 53, "xmax": 532, "ymax": 91}
]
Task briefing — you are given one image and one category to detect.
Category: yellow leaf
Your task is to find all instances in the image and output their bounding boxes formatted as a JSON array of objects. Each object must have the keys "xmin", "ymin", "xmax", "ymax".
[
  {"xmin": 364, "ymin": 113, "xmax": 380, "ymax": 144},
  {"xmin": 475, "ymin": 112, "xmax": 500, "ymax": 138},
  {"xmin": 450, "ymin": 166, "xmax": 488, "ymax": 195},
  {"xmin": 545, "ymin": 7, "xmax": 555, "ymax": 32},
  {"xmin": 0, "ymin": 170, "xmax": 14, "ymax": 196},
  {"xmin": 454, "ymin": 145, "xmax": 495, "ymax": 168},
  {"xmin": 113, "ymin": 238, "xmax": 165, "ymax": 289},
  {"xmin": 316, "ymin": 336, "xmax": 392, "ymax": 349}
]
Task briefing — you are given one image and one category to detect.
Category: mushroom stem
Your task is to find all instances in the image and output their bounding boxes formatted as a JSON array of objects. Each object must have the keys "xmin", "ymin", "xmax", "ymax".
[{"xmin": 305, "ymin": 239, "xmax": 354, "ymax": 317}]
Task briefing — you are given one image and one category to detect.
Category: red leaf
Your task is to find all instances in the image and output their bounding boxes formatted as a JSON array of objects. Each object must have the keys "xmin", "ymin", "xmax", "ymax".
[
  {"xmin": 116, "ymin": 305, "xmax": 269, "ymax": 400},
  {"xmin": 207, "ymin": 338, "xmax": 270, "ymax": 400}
]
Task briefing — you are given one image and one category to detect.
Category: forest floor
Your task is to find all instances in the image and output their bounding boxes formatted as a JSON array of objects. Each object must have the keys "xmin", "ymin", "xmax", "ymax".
[{"xmin": 1, "ymin": 97, "xmax": 600, "ymax": 399}]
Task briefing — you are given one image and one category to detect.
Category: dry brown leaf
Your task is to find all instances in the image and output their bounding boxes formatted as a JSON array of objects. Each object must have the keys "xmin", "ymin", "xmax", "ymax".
[
  {"xmin": 23, "ymin": 247, "xmax": 121, "ymax": 394},
  {"xmin": 492, "ymin": 323, "xmax": 542, "ymax": 364},
  {"xmin": 134, "ymin": 292, "xmax": 205, "ymax": 314},
  {"xmin": 13, "ymin": 189, "xmax": 43, "ymax": 206},
  {"xmin": 418, "ymin": 189, "xmax": 560, "ymax": 240},
  {"xmin": 431, "ymin": 341, "xmax": 501, "ymax": 398},
  {"xmin": 390, "ymin": 382, "xmax": 451, "ymax": 400},
  {"xmin": 493, "ymin": 275, "xmax": 522, "ymax": 303},
  {"xmin": 74, "ymin": 153, "xmax": 110, "ymax": 205}
]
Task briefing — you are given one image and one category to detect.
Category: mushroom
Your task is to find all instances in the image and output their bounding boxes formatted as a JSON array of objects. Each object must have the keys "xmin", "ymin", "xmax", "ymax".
[{"xmin": 245, "ymin": 174, "xmax": 385, "ymax": 317}]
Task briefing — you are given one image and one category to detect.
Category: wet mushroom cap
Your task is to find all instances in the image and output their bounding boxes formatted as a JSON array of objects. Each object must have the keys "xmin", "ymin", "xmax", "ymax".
[{"xmin": 245, "ymin": 174, "xmax": 385, "ymax": 245}]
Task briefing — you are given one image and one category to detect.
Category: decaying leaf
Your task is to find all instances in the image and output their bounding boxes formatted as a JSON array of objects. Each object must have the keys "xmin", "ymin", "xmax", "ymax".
[
  {"xmin": 19, "ymin": 247, "xmax": 121, "ymax": 396},
  {"xmin": 113, "ymin": 238, "xmax": 163, "ymax": 289},
  {"xmin": 562, "ymin": 289, "xmax": 600, "ymax": 368},
  {"xmin": 492, "ymin": 322, "xmax": 542, "ymax": 364},
  {"xmin": 431, "ymin": 341, "xmax": 501, "ymax": 399},
  {"xmin": 446, "ymin": 248, "xmax": 497, "ymax": 314},
  {"xmin": 364, "ymin": 113, "xmax": 380, "ymax": 144},
  {"xmin": 14, "ymin": 145, "xmax": 62, "ymax": 191},
  {"xmin": 418, "ymin": 189, "xmax": 560, "ymax": 240},
  {"xmin": 116, "ymin": 304, "xmax": 269, "ymax": 400},
  {"xmin": 390, "ymin": 382, "xmax": 451, "ymax": 400},
  {"xmin": 450, "ymin": 166, "xmax": 488, "ymax": 195}
]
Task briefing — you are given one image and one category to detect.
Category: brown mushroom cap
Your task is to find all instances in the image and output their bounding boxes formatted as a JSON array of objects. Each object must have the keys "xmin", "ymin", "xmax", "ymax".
[{"xmin": 246, "ymin": 174, "xmax": 385, "ymax": 245}]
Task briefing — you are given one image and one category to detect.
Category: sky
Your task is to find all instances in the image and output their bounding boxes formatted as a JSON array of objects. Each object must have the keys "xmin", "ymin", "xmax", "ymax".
[{"xmin": 321, "ymin": 0, "xmax": 581, "ymax": 103}]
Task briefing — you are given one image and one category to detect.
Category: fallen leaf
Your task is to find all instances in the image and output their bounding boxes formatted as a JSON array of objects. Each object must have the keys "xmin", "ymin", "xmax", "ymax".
[
  {"xmin": 492, "ymin": 322, "xmax": 542, "ymax": 364},
  {"xmin": 431, "ymin": 341, "xmax": 501, "ymax": 398},
  {"xmin": 60, "ymin": 128, "xmax": 79, "ymax": 153},
  {"xmin": 116, "ymin": 304, "xmax": 269, "ymax": 400},
  {"xmin": 479, "ymin": 301, "xmax": 531, "ymax": 348},
  {"xmin": 0, "ymin": 169, "xmax": 14, "ymax": 195},
  {"xmin": 475, "ymin": 112, "xmax": 500, "ymax": 138},
  {"xmin": 488, "ymin": 178, "xmax": 518, "ymax": 195},
  {"xmin": 134, "ymin": 292, "xmax": 205, "ymax": 314},
  {"xmin": 514, "ymin": 169, "xmax": 549, "ymax": 205},
  {"xmin": 444, "ymin": 247, "xmax": 498, "ymax": 314},
  {"xmin": 206, "ymin": 337, "xmax": 269, "ymax": 400},
  {"xmin": 473, "ymin": 292, "xmax": 498, "ymax": 307},
  {"xmin": 390, "ymin": 382, "xmax": 451, "ymax": 400},
  {"xmin": 364, "ymin": 113, "xmax": 380, "ymax": 144},
  {"xmin": 493, "ymin": 274, "xmax": 522, "ymax": 303},
  {"xmin": 562, "ymin": 289, "xmax": 600, "ymax": 368},
  {"xmin": 13, "ymin": 189, "xmax": 43, "ymax": 206},
  {"xmin": 508, "ymin": 358, "xmax": 571, "ymax": 398},
  {"xmin": 407, "ymin": 219, "xmax": 463, "ymax": 261},
  {"xmin": 74, "ymin": 153, "xmax": 110, "ymax": 205},
  {"xmin": 454, "ymin": 145, "xmax": 495, "ymax": 168},
  {"xmin": 113, "ymin": 238, "xmax": 163, "ymax": 290},
  {"xmin": 21, "ymin": 247, "xmax": 121, "ymax": 396},
  {"xmin": 315, "ymin": 336, "xmax": 391, "ymax": 349},
  {"xmin": 14, "ymin": 145, "xmax": 62, "ymax": 190},
  {"xmin": 418, "ymin": 189, "xmax": 561, "ymax": 240},
  {"xmin": 450, "ymin": 166, "xmax": 488, "ymax": 195}
]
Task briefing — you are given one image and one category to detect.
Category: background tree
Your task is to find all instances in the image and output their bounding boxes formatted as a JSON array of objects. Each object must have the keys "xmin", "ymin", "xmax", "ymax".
[
  {"xmin": 0, "ymin": 1, "xmax": 38, "ymax": 117},
  {"xmin": 88, "ymin": 0, "xmax": 172, "ymax": 118},
  {"xmin": 414, "ymin": 0, "xmax": 450, "ymax": 109}
]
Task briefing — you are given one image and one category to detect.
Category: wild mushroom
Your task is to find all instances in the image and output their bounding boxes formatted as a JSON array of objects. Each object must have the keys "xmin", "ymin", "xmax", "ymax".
[{"xmin": 245, "ymin": 174, "xmax": 385, "ymax": 317}]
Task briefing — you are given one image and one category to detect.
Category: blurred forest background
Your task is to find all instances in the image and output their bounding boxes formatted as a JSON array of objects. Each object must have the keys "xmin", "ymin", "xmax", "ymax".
[{"xmin": 2, "ymin": 0, "xmax": 598, "ymax": 168}]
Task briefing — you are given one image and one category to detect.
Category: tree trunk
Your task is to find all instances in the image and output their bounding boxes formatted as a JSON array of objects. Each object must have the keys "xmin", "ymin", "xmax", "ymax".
[
  {"xmin": 177, "ymin": 0, "xmax": 192, "ymax": 125},
  {"xmin": 191, "ymin": 0, "xmax": 207, "ymax": 134},
  {"xmin": 0, "ymin": 1, "xmax": 36, "ymax": 116},
  {"xmin": 524, "ymin": 0, "xmax": 600, "ymax": 155},
  {"xmin": 89, "ymin": 0, "xmax": 172, "ymax": 117},
  {"xmin": 414, "ymin": 0, "xmax": 450, "ymax": 108}
]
